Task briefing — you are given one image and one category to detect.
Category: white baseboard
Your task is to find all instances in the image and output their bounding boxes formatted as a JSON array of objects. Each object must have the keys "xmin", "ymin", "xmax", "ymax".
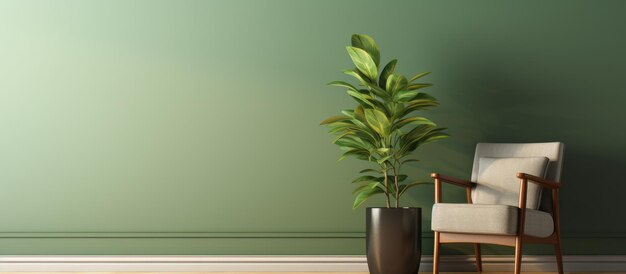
[{"xmin": 0, "ymin": 255, "xmax": 624, "ymax": 272}]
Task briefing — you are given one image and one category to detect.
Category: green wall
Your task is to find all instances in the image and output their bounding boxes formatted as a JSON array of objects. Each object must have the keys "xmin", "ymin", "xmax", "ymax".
[{"xmin": 0, "ymin": 0, "xmax": 625, "ymax": 255}]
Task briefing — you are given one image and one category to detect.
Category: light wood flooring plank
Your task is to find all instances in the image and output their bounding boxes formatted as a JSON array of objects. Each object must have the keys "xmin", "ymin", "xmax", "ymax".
[{"xmin": 0, "ymin": 272, "xmax": 617, "ymax": 274}]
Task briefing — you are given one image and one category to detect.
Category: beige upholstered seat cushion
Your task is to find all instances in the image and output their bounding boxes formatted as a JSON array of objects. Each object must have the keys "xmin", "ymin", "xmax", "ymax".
[
  {"xmin": 431, "ymin": 203, "xmax": 554, "ymax": 237},
  {"xmin": 474, "ymin": 157, "xmax": 549, "ymax": 209}
]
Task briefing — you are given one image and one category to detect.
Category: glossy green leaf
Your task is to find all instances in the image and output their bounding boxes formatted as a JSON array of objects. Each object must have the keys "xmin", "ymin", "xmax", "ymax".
[
  {"xmin": 379, "ymin": 59, "xmax": 397, "ymax": 89},
  {"xmin": 365, "ymin": 81, "xmax": 390, "ymax": 99},
  {"xmin": 354, "ymin": 105, "xmax": 366, "ymax": 121},
  {"xmin": 420, "ymin": 130, "xmax": 450, "ymax": 145},
  {"xmin": 397, "ymin": 96, "xmax": 439, "ymax": 118},
  {"xmin": 393, "ymin": 90, "xmax": 419, "ymax": 102},
  {"xmin": 392, "ymin": 116, "xmax": 436, "ymax": 131},
  {"xmin": 402, "ymin": 128, "xmax": 448, "ymax": 154},
  {"xmin": 364, "ymin": 109, "xmax": 390, "ymax": 136},
  {"xmin": 328, "ymin": 120, "xmax": 377, "ymax": 144},
  {"xmin": 409, "ymin": 71, "xmax": 431, "ymax": 83},
  {"xmin": 346, "ymin": 46, "xmax": 378, "ymax": 81},
  {"xmin": 352, "ymin": 186, "xmax": 384, "ymax": 209},
  {"xmin": 341, "ymin": 109, "xmax": 355, "ymax": 118},
  {"xmin": 401, "ymin": 158, "xmax": 420, "ymax": 164},
  {"xmin": 334, "ymin": 139, "xmax": 363, "ymax": 150},
  {"xmin": 326, "ymin": 121, "xmax": 354, "ymax": 132},
  {"xmin": 359, "ymin": 168, "xmax": 382, "ymax": 174},
  {"xmin": 377, "ymin": 147, "xmax": 390, "ymax": 154},
  {"xmin": 407, "ymin": 83, "xmax": 433, "ymax": 90},
  {"xmin": 343, "ymin": 69, "xmax": 368, "ymax": 86},
  {"xmin": 320, "ymin": 115, "xmax": 351, "ymax": 125},
  {"xmin": 386, "ymin": 74, "xmax": 408, "ymax": 93},
  {"xmin": 327, "ymin": 81, "xmax": 358, "ymax": 91},
  {"xmin": 350, "ymin": 118, "xmax": 370, "ymax": 131},
  {"xmin": 351, "ymin": 34, "xmax": 380, "ymax": 67},
  {"xmin": 347, "ymin": 90, "xmax": 376, "ymax": 108},
  {"xmin": 389, "ymin": 102, "xmax": 406, "ymax": 120},
  {"xmin": 412, "ymin": 92, "xmax": 437, "ymax": 101},
  {"xmin": 338, "ymin": 149, "xmax": 370, "ymax": 162},
  {"xmin": 351, "ymin": 175, "xmax": 378, "ymax": 184},
  {"xmin": 335, "ymin": 135, "xmax": 372, "ymax": 150},
  {"xmin": 354, "ymin": 181, "xmax": 388, "ymax": 194},
  {"xmin": 407, "ymin": 98, "xmax": 439, "ymax": 108},
  {"xmin": 400, "ymin": 102, "xmax": 438, "ymax": 117},
  {"xmin": 406, "ymin": 123, "xmax": 435, "ymax": 137},
  {"xmin": 352, "ymin": 184, "xmax": 371, "ymax": 194},
  {"xmin": 332, "ymin": 131, "xmax": 354, "ymax": 143},
  {"xmin": 376, "ymin": 155, "xmax": 393, "ymax": 164},
  {"xmin": 397, "ymin": 125, "xmax": 437, "ymax": 156},
  {"xmin": 372, "ymin": 181, "xmax": 389, "ymax": 192},
  {"xmin": 327, "ymin": 126, "xmax": 349, "ymax": 135}
]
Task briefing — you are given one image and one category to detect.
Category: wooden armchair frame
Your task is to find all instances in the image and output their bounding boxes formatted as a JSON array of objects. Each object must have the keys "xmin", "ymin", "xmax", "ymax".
[{"xmin": 431, "ymin": 172, "xmax": 563, "ymax": 274}]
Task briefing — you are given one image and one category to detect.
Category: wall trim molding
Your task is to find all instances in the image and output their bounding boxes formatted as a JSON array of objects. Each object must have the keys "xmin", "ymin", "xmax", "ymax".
[
  {"xmin": 0, "ymin": 255, "xmax": 624, "ymax": 272},
  {"xmin": 0, "ymin": 231, "xmax": 624, "ymax": 238},
  {"xmin": 0, "ymin": 232, "xmax": 367, "ymax": 238}
]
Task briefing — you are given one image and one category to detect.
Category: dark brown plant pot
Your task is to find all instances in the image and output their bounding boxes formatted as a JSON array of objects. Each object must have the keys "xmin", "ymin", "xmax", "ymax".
[{"xmin": 366, "ymin": 207, "xmax": 422, "ymax": 274}]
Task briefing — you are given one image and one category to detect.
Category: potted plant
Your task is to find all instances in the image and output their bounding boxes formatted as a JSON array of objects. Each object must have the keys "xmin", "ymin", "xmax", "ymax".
[{"xmin": 321, "ymin": 34, "xmax": 448, "ymax": 274}]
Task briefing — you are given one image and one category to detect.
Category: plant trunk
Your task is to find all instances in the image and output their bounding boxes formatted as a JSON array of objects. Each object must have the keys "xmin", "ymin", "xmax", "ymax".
[
  {"xmin": 383, "ymin": 169, "xmax": 390, "ymax": 208},
  {"xmin": 392, "ymin": 166, "xmax": 399, "ymax": 208},
  {"xmin": 394, "ymin": 174, "xmax": 399, "ymax": 207}
]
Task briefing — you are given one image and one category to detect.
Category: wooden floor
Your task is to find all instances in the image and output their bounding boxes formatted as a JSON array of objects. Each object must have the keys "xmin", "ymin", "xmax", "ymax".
[
  {"xmin": 0, "ymin": 272, "xmax": 617, "ymax": 274},
  {"xmin": 0, "ymin": 272, "xmax": 580, "ymax": 274},
  {"xmin": 0, "ymin": 272, "xmax": 584, "ymax": 274}
]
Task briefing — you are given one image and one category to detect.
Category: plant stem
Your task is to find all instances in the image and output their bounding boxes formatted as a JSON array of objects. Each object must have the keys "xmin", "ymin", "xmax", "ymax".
[
  {"xmin": 382, "ymin": 168, "xmax": 390, "ymax": 208},
  {"xmin": 392, "ymin": 165, "xmax": 399, "ymax": 208}
]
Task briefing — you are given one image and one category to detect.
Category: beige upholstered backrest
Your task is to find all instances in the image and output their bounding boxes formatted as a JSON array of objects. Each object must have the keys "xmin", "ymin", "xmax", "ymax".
[{"xmin": 470, "ymin": 142, "xmax": 565, "ymax": 212}]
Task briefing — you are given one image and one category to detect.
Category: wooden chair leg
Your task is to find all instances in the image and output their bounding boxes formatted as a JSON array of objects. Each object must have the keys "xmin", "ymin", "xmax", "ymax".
[
  {"xmin": 433, "ymin": 232, "xmax": 440, "ymax": 274},
  {"xmin": 514, "ymin": 236, "xmax": 523, "ymax": 274},
  {"xmin": 474, "ymin": 243, "xmax": 482, "ymax": 272},
  {"xmin": 554, "ymin": 237, "xmax": 564, "ymax": 274}
]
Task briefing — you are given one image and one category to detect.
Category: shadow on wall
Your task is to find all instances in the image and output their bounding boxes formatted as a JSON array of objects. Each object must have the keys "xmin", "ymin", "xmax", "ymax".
[{"xmin": 560, "ymin": 148, "xmax": 625, "ymax": 234}]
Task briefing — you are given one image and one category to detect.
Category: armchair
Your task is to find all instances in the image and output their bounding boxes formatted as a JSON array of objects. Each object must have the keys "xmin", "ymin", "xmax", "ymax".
[{"xmin": 431, "ymin": 142, "xmax": 565, "ymax": 274}]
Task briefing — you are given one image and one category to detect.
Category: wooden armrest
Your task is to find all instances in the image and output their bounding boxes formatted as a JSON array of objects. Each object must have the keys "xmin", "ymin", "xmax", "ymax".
[
  {"xmin": 431, "ymin": 173, "xmax": 475, "ymax": 187},
  {"xmin": 516, "ymin": 172, "xmax": 561, "ymax": 189},
  {"xmin": 431, "ymin": 173, "xmax": 474, "ymax": 204}
]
